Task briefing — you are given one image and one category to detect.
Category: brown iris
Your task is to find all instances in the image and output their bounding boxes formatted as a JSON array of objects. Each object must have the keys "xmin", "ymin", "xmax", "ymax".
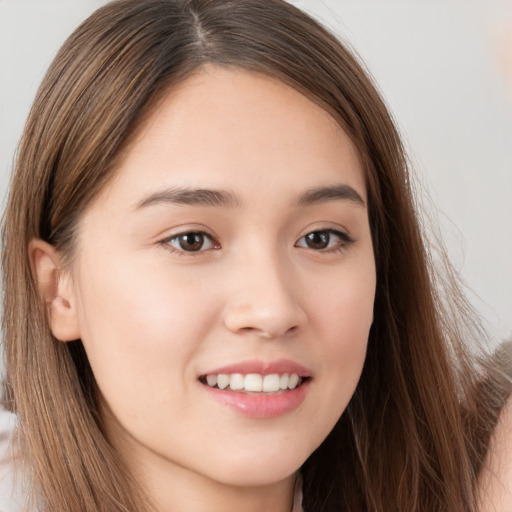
[
  {"xmin": 178, "ymin": 232, "xmax": 205, "ymax": 251},
  {"xmin": 304, "ymin": 231, "xmax": 330, "ymax": 250}
]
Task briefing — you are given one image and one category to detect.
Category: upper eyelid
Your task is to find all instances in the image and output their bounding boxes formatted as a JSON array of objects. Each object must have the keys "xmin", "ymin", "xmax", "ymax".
[
  {"xmin": 167, "ymin": 229, "xmax": 213, "ymax": 239},
  {"xmin": 159, "ymin": 227, "xmax": 217, "ymax": 242},
  {"xmin": 158, "ymin": 228, "xmax": 214, "ymax": 243},
  {"xmin": 297, "ymin": 227, "xmax": 353, "ymax": 241},
  {"xmin": 159, "ymin": 230, "xmax": 219, "ymax": 256},
  {"xmin": 295, "ymin": 229, "xmax": 353, "ymax": 246}
]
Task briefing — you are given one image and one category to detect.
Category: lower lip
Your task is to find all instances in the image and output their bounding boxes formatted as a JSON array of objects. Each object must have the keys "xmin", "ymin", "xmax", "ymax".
[{"xmin": 202, "ymin": 380, "xmax": 310, "ymax": 418}]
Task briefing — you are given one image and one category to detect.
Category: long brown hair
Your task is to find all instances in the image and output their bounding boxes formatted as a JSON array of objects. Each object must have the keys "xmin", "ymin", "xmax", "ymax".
[{"xmin": 2, "ymin": 1, "xmax": 510, "ymax": 510}]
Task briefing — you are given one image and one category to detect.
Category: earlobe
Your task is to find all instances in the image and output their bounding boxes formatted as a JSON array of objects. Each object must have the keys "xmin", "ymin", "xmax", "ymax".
[{"xmin": 29, "ymin": 239, "xmax": 81, "ymax": 342}]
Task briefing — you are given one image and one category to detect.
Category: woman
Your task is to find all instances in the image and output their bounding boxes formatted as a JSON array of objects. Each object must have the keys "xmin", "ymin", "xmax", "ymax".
[{"xmin": 1, "ymin": 0, "xmax": 510, "ymax": 511}]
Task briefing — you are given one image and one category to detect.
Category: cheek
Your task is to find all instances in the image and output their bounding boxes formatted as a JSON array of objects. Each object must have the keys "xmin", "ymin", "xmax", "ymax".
[
  {"xmin": 312, "ymin": 258, "xmax": 375, "ymax": 341},
  {"xmin": 309, "ymin": 263, "xmax": 375, "ymax": 399},
  {"xmin": 290, "ymin": 265, "xmax": 374, "ymax": 454},
  {"xmin": 73, "ymin": 254, "xmax": 219, "ymax": 401}
]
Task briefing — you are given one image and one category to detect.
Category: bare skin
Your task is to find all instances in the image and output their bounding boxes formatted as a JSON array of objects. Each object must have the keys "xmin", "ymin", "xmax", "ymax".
[
  {"xmin": 478, "ymin": 397, "xmax": 512, "ymax": 512},
  {"xmin": 32, "ymin": 67, "xmax": 375, "ymax": 512}
]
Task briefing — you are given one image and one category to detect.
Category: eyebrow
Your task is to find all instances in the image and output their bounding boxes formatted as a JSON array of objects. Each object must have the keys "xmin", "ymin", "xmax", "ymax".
[
  {"xmin": 135, "ymin": 183, "xmax": 365, "ymax": 210},
  {"xmin": 297, "ymin": 184, "xmax": 365, "ymax": 207},
  {"xmin": 136, "ymin": 188, "xmax": 241, "ymax": 209}
]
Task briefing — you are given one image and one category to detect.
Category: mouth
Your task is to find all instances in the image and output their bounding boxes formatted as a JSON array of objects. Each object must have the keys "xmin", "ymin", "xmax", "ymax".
[
  {"xmin": 198, "ymin": 360, "xmax": 312, "ymax": 418},
  {"xmin": 198, "ymin": 372, "xmax": 310, "ymax": 394}
]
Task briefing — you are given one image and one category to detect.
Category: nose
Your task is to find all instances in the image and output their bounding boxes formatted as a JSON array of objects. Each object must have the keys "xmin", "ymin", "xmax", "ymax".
[{"xmin": 222, "ymin": 252, "xmax": 308, "ymax": 339}]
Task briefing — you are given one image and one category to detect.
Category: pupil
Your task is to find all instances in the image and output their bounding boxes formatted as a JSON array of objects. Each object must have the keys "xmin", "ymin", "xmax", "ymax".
[
  {"xmin": 180, "ymin": 233, "xmax": 203, "ymax": 251},
  {"xmin": 306, "ymin": 231, "xmax": 329, "ymax": 249}
]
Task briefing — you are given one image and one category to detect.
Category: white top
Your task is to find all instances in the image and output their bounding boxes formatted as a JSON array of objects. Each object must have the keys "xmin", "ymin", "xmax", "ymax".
[
  {"xmin": 0, "ymin": 407, "xmax": 26, "ymax": 512},
  {"xmin": 292, "ymin": 474, "xmax": 304, "ymax": 512}
]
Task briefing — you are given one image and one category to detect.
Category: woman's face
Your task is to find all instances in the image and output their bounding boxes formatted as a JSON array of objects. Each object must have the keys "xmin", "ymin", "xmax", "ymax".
[{"xmin": 64, "ymin": 68, "xmax": 375, "ymax": 490}]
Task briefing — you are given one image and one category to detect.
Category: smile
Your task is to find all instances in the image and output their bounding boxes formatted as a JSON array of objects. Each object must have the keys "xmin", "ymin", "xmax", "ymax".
[
  {"xmin": 198, "ymin": 360, "xmax": 312, "ymax": 418},
  {"xmin": 200, "ymin": 373, "xmax": 303, "ymax": 393}
]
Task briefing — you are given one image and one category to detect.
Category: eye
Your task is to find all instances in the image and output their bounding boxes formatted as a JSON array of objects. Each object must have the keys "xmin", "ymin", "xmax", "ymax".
[
  {"xmin": 295, "ymin": 229, "xmax": 352, "ymax": 251},
  {"xmin": 163, "ymin": 231, "xmax": 218, "ymax": 253}
]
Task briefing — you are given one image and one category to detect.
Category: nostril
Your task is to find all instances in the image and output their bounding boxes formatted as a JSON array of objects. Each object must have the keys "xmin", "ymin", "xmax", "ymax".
[
  {"xmin": 234, "ymin": 324, "xmax": 300, "ymax": 339},
  {"xmin": 223, "ymin": 299, "xmax": 307, "ymax": 338},
  {"xmin": 238, "ymin": 326, "xmax": 274, "ymax": 338}
]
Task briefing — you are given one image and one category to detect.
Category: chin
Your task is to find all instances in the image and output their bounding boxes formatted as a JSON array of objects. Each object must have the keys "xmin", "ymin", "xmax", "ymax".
[{"xmin": 203, "ymin": 448, "xmax": 308, "ymax": 487}]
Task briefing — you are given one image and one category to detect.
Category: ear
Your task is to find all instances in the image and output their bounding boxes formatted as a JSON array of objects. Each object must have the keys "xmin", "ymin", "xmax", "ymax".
[{"xmin": 29, "ymin": 239, "xmax": 81, "ymax": 342}]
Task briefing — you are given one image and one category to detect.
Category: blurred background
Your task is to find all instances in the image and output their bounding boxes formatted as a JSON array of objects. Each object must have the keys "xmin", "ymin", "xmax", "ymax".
[{"xmin": 0, "ymin": 0, "xmax": 511, "ymax": 361}]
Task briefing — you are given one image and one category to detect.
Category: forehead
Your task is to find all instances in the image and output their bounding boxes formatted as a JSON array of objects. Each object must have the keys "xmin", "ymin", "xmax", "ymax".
[{"xmin": 93, "ymin": 67, "xmax": 366, "ymax": 210}]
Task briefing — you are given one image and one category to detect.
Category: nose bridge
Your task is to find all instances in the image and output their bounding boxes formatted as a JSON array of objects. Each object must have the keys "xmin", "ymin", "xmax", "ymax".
[{"xmin": 223, "ymin": 244, "xmax": 306, "ymax": 338}]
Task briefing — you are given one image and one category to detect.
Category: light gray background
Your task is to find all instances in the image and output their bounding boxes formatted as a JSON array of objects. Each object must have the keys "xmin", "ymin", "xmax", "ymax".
[{"xmin": 1, "ymin": 0, "xmax": 511, "ymax": 349}]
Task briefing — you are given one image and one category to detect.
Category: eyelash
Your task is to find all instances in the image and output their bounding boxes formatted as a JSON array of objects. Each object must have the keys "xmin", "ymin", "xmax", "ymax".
[
  {"xmin": 295, "ymin": 229, "xmax": 354, "ymax": 253},
  {"xmin": 159, "ymin": 228, "xmax": 354, "ymax": 256},
  {"xmin": 159, "ymin": 230, "xmax": 219, "ymax": 256}
]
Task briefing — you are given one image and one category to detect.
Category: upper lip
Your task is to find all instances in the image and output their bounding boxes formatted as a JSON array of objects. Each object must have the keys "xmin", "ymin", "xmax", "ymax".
[{"xmin": 200, "ymin": 358, "xmax": 312, "ymax": 378}]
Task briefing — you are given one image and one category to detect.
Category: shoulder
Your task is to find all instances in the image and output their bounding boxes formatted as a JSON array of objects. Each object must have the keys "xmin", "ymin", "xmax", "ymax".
[{"xmin": 477, "ymin": 396, "xmax": 512, "ymax": 512}]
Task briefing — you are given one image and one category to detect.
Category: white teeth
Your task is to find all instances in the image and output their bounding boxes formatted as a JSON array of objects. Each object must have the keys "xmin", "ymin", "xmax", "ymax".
[
  {"xmin": 229, "ymin": 373, "xmax": 244, "ymax": 391},
  {"xmin": 206, "ymin": 374, "xmax": 217, "ymax": 387},
  {"xmin": 217, "ymin": 374, "xmax": 230, "ymax": 390},
  {"xmin": 244, "ymin": 374, "xmax": 263, "ymax": 392},
  {"xmin": 263, "ymin": 374, "xmax": 281, "ymax": 392},
  {"xmin": 203, "ymin": 372, "xmax": 303, "ymax": 392},
  {"xmin": 288, "ymin": 373, "xmax": 300, "ymax": 389}
]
